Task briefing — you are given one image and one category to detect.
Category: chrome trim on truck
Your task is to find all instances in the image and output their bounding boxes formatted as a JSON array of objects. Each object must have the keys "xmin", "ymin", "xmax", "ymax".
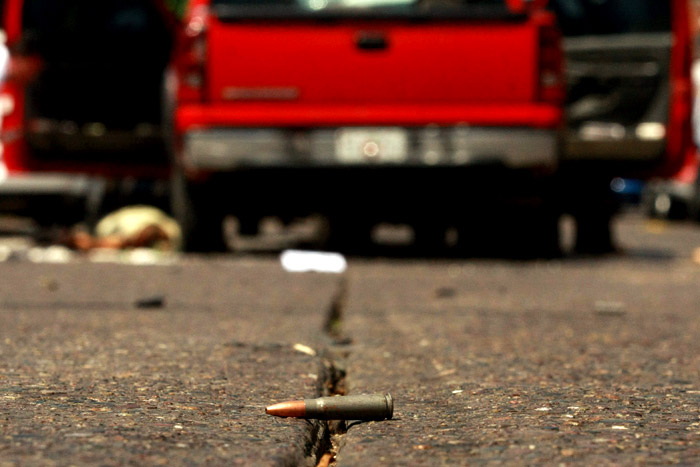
[{"xmin": 183, "ymin": 127, "xmax": 558, "ymax": 170}]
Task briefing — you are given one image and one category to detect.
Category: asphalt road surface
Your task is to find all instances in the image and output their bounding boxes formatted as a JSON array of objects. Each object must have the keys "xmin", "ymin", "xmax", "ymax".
[{"xmin": 2, "ymin": 211, "xmax": 700, "ymax": 465}]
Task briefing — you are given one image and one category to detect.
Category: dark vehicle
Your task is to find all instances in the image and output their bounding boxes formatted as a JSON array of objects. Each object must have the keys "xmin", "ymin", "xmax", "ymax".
[
  {"xmin": 168, "ymin": 0, "xmax": 564, "ymax": 252},
  {"xmin": 0, "ymin": 0, "xmax": 176, "ymax": 223},
  {"xmin": 550, "ymin": 0, "xmax": 695, "ymax": 251}
]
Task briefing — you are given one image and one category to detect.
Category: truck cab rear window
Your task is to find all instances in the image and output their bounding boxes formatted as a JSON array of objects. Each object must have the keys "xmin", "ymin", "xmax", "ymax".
[
  {"xmin": 549, "ymin": 0, "xmax": 671, "ymax": 36},
  {"xmin": 212, "ymin": 0, "xmax": 504, "ymax": 7},
  {"xmin": 211, "ymin": 0, "xmax": 514, "ymax": 20},
  {"xmin": 21, "ymin": 0, "xmax": 170, "ymax": 60}
]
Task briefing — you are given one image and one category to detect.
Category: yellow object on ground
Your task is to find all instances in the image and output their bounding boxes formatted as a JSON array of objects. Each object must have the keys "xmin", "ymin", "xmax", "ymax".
[{"xmin": 95, "ymin": 205, "xmax": 182, "ymax": 251}]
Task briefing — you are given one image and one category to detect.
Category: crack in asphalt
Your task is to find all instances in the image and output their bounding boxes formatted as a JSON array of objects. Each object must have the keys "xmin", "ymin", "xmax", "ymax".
[
  {"xmin": 313, "ymin": 275, "xmax": 351, "ymax": 467},
  {"xmin": 324, "ymin": 276, "xmax": 349, "ymax": 342}
]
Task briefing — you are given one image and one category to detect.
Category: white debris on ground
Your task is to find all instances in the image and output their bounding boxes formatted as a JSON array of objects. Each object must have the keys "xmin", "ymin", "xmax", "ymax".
[
  {"xmin": 0, "ymin": 236, "xmax": 32, "ymax": 262},
  {"xmin": 0, "ymin": 241, "xmax": 179, "ymax": 265},
  {"xmin": 27, "ymin": 245, "xmax": 74, "ymax": 263},
  {"xmin": 87, "ymin": 247, "xmax": 179, "ymax": 265},
  {"xmin": 280, "ymin": 249, "xmax": 347, "ymax": 274}
]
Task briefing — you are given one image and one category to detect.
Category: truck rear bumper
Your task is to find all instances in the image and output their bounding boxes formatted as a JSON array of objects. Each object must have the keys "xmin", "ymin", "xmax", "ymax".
[
  {"xmin": 182, "ymin": 126, "xmax": 559, "ymax": 172},
  {"xmin": 0, "ymin": 173, "xmax": 105, "ymax": 220},
  {"xmin": 0, "ymin": 173, "xmax": 101, "ymax": 197}
]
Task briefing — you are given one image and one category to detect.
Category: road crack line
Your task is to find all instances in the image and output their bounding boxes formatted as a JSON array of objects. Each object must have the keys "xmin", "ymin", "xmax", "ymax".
[{"xmin": 313, "ymin": 275, "xmax": 351, "ymax": 467}]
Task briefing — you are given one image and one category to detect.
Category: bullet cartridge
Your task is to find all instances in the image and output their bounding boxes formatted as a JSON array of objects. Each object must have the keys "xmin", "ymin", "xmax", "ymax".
[{"xmin": 266, "ymin": 393, "xmax": 393, "ymax": 421}]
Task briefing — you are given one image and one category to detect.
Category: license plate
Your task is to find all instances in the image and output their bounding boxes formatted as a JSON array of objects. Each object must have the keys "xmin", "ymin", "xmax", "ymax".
[{"xmin": 335, "ymin": 128, "xmax": 409, "ymax": 164}]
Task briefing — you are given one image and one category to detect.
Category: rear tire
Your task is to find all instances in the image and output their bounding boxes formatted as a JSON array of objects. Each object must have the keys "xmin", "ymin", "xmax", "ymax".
[
  {"xmin": 574, "ymin": 210, "xmax": 615, "ymax": 255},
  {"xmin": 170, "ymin": 170, "xmax": 227, "ymax": 253}
]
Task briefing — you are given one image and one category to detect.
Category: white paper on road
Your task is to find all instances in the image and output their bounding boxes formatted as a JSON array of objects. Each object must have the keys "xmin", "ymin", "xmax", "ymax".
[{"xmin": 280, "ymin": 249, "xmax": 347, "ymax": 274}]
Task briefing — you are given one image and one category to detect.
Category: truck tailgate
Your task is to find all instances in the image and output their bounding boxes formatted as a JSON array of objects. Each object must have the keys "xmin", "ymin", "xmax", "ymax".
[{"xmin": 206, "ymin": 18, "xmax": 538, "ymax": 107}]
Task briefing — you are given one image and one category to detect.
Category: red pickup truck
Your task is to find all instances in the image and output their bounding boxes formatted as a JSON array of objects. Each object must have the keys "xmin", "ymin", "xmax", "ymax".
[
  {"xmin": 0, "ymin": 0, "xmax": 176, "ymax": 224},
  {"xmin": 549, "ymin": 0, "xmax": 695, "ymax": 251},
  {"xmin": 169, "ymin": 0, "xmax": 564, "ymax": 252}
]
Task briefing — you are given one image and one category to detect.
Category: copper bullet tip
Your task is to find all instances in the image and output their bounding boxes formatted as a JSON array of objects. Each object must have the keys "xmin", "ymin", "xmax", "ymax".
[{"xmin": 265, "ymin": 400, "xmax": 306, "ymax": 418}]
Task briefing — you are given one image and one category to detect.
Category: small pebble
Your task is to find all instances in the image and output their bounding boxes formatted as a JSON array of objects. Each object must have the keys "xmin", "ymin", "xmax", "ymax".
[{"xmin": 134, "ymin": 295, "xmax": 165, "ymax": 309}]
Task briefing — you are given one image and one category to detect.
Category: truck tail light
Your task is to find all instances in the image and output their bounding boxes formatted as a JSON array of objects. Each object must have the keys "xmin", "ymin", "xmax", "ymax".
[
  {"xmin": 536, "ymin": 14, "xmax": 564, "ymax": 104},
  {"xmin": 664, "ymin": 0, "xmax": 695, "ymax": 177},
  {"xmin": 176, "ymin": 2, "xmax": 209, "ymax": 102},
  {"xmin": 0, "ymin": 54, "xmax": 43, "ymax": 173}
]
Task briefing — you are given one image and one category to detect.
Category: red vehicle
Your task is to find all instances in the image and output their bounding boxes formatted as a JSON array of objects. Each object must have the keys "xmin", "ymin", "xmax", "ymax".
[
  {"xmin": 169, "ymin": 0, "xmax": 564, "ymax": 252},
  {"xmin": 0, "ymin": 0, "xmax": 176, "ymax": 224},
  {"xmin": 549, "ymin": 0, "xmax": 696, "ymax": 251}
]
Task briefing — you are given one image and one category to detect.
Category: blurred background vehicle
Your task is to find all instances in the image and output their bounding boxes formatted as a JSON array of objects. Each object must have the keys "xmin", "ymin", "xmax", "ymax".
[
  {"xmin": 0, "ymin": 0, "xmax": 696, "ymax": 258},
  {"xmin": 549, "ymin": 0, "xmax": 696, "ymax": 251},
  {"xmin": 0, "ymin": 0, "xmax": 178, "ymax": 225},
  {"xmin": 641, "ymin": 43, "xmax": 700, "ymax": 222},
  {"xmin": 168, "ymin": 0, "xmax": 564, "ymax": 253}
]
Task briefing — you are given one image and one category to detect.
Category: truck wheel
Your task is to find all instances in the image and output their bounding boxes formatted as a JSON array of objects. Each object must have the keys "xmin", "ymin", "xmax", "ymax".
[
  {"xmin": 170, "ymin": 171, "xmax": 227, "ymax": 253},
  {"xmin": 689, "ymin": 186, "xmax": 700, "ymax": 222},
  {"xmin": 574, "ymin": 211, "xmax": 615, "ymax": 254}
]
